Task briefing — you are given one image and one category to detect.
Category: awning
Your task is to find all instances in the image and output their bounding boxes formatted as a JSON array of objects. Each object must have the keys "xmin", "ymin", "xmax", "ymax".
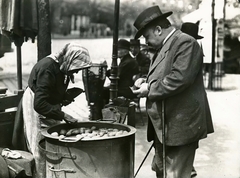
[
  {"xmin": 0, "ymin": 0, "xmax": 38, "ymax": 41},
  {"xmin": 0, "ymin": 0, "xmax": 38, "ymax": 89}
]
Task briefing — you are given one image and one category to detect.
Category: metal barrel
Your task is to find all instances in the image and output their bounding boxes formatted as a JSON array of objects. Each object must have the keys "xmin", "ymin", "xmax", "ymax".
[{"xmin": 41, "ymin": 122, "xmax": 136, "ymax": 178}]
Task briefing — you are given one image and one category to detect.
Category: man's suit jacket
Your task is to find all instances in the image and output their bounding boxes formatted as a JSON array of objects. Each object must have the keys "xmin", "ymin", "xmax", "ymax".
[{"xmin": 146, "ymin": 30, "xmax": 214, "ymax": 146}]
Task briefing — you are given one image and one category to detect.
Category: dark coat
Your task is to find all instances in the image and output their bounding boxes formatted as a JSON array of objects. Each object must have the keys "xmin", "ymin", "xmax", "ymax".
[
  {"xmin": 117, "ymin": 54, "xmax": 139, "ymax": 99},
  {"xmin": 136, "ymin": 52, "xmax": 151, "ymax": 77},
  {"xmin": 146, "ymin": 30, "xmax": 214, "ymax": 146},
  {"xmin": 118, "ymin": 53, "xmax": 139, "ymax": 89},
  {"xmin": 12, "ymin": 57, "xmax": 69, "ymax": 150},
  {"xmin": 28, "ymin": 57, "xmax": 68, "ymax": 120}
]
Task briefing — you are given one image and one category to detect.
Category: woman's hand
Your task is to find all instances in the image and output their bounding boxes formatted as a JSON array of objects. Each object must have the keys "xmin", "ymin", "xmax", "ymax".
[{"xmin": 63, "ymin": 113, "xmax": 78, "ymax": 124}]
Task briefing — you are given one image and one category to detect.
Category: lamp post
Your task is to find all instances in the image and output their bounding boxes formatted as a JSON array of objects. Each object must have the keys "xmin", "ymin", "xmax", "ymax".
[
  {"xmin": 208, "ymin": 0, "xmax": 216, "ymax": 90},
  {"xmin": 109, "ymin": 0, "xmax": 120, "ymax": 101}
]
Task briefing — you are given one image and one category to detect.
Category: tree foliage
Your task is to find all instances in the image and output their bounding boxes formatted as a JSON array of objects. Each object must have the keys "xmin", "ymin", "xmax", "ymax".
[{"xmin": 50, "ymin": 0, "xmax": 202, "ymax": 31}]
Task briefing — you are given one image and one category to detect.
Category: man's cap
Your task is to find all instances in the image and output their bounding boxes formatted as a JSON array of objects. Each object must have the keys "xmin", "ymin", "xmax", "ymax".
[
  {"xmin": 133, "ymin": 5, "xmax": 172, "ymax": 39},
  {"xmin": 130, "ymin": 39, "xmax": 140, "ymax": 46},
  {"xmin": 181, "ymin": 22, "xmax": 203, "ymax": 39},
  {"xmin": 118, "ymin": 39, "xmax": 130, "ymax": 50}
]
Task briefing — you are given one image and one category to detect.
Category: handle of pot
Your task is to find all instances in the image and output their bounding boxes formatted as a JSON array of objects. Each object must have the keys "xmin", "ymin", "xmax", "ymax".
[
  {"xmin": 58, "ymin": 135, "xmax": 84, "ymax": 143},
  {"xmin": 48, "ymin": 165, "xmax": 76, "ymax": 173},
  {"xmin": 38, "ymin": 139, "xmax": 76, "ymax": 160}
]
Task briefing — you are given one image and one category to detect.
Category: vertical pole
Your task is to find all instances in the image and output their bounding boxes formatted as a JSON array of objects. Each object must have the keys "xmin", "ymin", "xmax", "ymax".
[
  {"xmin": 109, "ymin": 0, "xmax": 120, "ymax": 101},
  {"xmin": 209, "ymin": 0, "xmax": 216, "ymax": 90},
  {"xmin": 223, "ymin": 0, "xmax": 226, "ymax": 23},
  {"xmin": 14, "ymin": 37, "xmax": 24, "ymax": 90},
  {"xmin": 162, "ymin": 100, "xmax": 166, "ymax": 178},
  {"xmin": 16, "ymin": 46, "xmax": 22, "ymax": 89},
  {"xmin": 37, "ymin": 0, "xmax": 52, "ymax": 61}
]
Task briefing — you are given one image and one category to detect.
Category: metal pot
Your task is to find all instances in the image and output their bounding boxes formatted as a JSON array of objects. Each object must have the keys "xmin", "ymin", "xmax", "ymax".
[{"xmin": 41, "ymin": 121, "xmax": 136, "ymax": 178}]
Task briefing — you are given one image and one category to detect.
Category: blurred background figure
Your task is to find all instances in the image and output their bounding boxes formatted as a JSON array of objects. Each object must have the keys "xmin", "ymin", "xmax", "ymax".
[
  {"xmin": 181, "ymin": 22, "xmax": 203, "ymax": 40},
  {"xmin": 181, "ymin": 22, "xmax": 209, "ymax": 89},
  {"xmin": 130, "ymin": 39, "xmax": 151, "ymax": 79},
  {"xmin": 180, "ymin": 22, "xmax": 203, "ymax": 178},
  {"xmin": 115, "ymin": 39, "xmax": 139, "ymax": 99},
  {"xmin": 103, "ymin": 39, "xmax": 139, "ymax": 106}
]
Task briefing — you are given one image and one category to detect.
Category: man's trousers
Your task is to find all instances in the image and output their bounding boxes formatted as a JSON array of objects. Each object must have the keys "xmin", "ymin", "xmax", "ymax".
[{"xmin": 152, "ymin": 135, "xmax": 199, "ymax": 178}]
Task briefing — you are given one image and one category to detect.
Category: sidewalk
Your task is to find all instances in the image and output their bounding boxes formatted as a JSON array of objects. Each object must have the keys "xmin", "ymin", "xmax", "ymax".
[{"xmin": 194, "ymin": 74, "xmax": 240, "ymax": 178}]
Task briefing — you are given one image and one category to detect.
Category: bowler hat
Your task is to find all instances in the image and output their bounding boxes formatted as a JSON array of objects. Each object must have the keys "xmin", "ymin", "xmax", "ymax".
[
  {"xmin": 118, "ymin": 39, "xmax": 130, "ymax": 50},
  {"xmin": 134, "ymin": 6, "xmax": 172, "ymax": 39},
  {"xmin": 181, "ymin": 22, "xmax": 203, "ymax": 39},
  {"xmin": 130, "ymin": 39, "xmax": 140, "ymax": 46}
]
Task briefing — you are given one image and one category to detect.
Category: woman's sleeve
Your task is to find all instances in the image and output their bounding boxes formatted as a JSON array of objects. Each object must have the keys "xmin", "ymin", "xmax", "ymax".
[{"xmin": 33, "ymin": 69, "xmax": 65, "ymax": 120}]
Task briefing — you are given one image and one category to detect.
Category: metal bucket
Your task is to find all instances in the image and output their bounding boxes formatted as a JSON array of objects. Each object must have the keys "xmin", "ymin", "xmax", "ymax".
[{"xmin": 41, "ymin": 121, "xmax": 136, "ymax": 178}]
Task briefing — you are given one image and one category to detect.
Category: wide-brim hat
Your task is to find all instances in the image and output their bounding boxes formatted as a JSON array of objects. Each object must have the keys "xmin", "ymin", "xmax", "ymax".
[
  {"xmin": 181, "ymin": 22, "xmax": 203, "ymax": 39},
  {"xmin": 118, "ymin": 39, "xmax": 130, "ymax": 50},
  {"xmin": 134, "ymin": 6, "xmax": 172, "ymax": 39}
]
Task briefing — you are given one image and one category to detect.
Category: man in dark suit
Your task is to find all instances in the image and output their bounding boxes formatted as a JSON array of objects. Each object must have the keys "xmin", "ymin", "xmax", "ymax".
[
  {"xmin": 103, "ymin": 39, "xmax": 139, "ymax": 102},
  {"xmin": 132, "ymin": 6, "xmax": 214, "ymax": 178},
  {"xmin": 117, "ymin": 39, "xmax": 139, "ymax": 98},
  {"xmin": 130, "ymin": 39, "xmax": 151, "ymax": 78}
]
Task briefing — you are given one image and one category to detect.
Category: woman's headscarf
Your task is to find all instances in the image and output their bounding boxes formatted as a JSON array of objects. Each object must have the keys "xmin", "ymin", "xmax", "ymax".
[
  {"xmin": 49, "ymin": 42, "xmax": 92, "ymax": 83},
  {"xmin": 55, "ymin": 42, "xmax": 92, "ymax": 74}
]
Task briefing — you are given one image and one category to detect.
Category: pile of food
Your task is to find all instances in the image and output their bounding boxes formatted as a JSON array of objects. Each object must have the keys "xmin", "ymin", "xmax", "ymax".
[{"xmin": 50, "ymin": 125, "xmax": 129, "ymax": 142}]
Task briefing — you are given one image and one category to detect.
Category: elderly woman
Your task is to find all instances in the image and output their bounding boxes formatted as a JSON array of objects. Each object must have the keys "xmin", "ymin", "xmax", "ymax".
[{"xmin": 21, "ymin": 42, "xmax": 91, "ymax": 178}]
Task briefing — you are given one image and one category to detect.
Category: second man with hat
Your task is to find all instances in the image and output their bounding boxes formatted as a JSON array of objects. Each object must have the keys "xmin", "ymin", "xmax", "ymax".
[{"xmin": 130, "ymin": 39, "xmax": 151, "ymax": 78}]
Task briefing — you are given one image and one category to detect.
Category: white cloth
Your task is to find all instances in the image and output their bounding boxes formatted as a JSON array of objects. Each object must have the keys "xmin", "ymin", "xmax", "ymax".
[
  {"xmin": 22, "ymin": 87, "xmax": 60, "ymax": 178},
  {"xmin": 22, "ymin": 87, "xmax": 42, "ymax": 155}
]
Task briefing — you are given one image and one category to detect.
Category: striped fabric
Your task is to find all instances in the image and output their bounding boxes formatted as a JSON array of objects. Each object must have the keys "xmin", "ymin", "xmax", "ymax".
[{"xmin": 59, "ymin": 42, "xmax": 92, "ymax": 74}]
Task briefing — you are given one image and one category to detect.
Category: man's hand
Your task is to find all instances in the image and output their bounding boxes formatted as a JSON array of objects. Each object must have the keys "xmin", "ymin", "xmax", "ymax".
[
  {"xmin": 134, "ymin": 78, "xmax": 147, "ymax": 89},
  {"xmin": 63, "ymin": 113, "xmax": 78, "ymax": 124},
  {"xmin": 132, "ymin": 82, "xmax": 149, "ymax": 98}
]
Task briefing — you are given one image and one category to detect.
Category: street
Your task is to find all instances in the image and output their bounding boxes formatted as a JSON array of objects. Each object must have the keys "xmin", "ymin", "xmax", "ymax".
[{"xmin": 0, "ymin": 38, "xmax": 240, "ymax": 177}]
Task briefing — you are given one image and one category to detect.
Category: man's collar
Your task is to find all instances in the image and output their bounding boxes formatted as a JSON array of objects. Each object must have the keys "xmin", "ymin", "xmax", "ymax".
[
  {"xmin": 163, "ymin": 28, "xmax": 176, "ymax": 45},
  {"xmin": 129, "ymin": 51, "xmax": 136, "ymax": 58}
]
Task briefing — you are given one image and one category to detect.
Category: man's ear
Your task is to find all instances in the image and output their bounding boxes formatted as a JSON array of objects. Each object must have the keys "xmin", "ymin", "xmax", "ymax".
[{"xmin": 155, "ymin": 26, "xmax": 162, "ymax": 36}]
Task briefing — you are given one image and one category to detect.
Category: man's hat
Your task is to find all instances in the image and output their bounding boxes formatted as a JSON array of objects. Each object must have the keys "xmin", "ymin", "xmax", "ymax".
[
  {"xmin": 133, "ymin": 6, "xmax": 172, "ymax": 39},
  {"xmin": 118, "ymin": 39, "xmax": 130, "ymax": 50},
  {"xmin": 181, "ymin": 22, "xmax": 203, "ymax": 39},
  {"xmin": 130, "ymin": 39, "xmax": 140, "ymax": 46}
]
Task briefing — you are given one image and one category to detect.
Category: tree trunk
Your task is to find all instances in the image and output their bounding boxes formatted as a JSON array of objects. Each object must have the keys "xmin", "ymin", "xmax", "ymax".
[{"xmin": 37, "ymin": 0, "xmax": 51, "ymax": 61}]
